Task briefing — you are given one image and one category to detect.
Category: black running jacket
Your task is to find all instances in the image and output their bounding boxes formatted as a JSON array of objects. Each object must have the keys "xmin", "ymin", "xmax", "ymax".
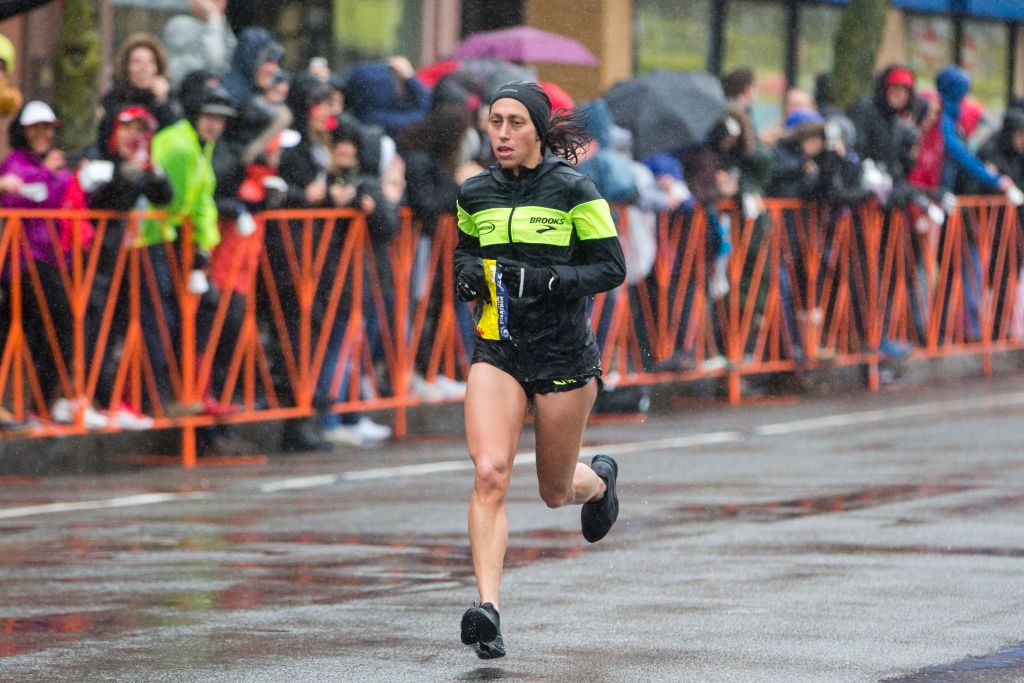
[{"xmin": 455, "ymin": 154, "xmax": 626, "ymax": 349}]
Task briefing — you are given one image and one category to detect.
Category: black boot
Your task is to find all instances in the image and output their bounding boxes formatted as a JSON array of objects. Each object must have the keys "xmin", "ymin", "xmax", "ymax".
[{"xmin": 280, "ymin": 418, "xmax": 328, "ymax": 452}]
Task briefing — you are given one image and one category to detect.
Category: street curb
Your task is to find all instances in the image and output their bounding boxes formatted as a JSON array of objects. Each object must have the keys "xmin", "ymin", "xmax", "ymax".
[{"xmin": 2, "ymin": 350, "xmax": 1021, "ymax": 476}]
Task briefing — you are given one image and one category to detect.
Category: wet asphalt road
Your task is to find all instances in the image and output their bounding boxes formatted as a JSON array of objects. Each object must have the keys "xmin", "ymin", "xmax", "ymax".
[{"xmin": 1, "ymin": 374, "xmax": 1024, "ymax": 682}]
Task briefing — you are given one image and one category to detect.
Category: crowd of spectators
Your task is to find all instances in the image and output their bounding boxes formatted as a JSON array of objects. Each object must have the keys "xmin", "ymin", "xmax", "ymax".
[{"xmin": 2, "ymin": 9, "xmax": 1024, "ymax": 447}]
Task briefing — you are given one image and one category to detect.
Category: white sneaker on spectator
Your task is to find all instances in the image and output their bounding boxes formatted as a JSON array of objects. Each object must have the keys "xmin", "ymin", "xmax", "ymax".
[
  {"xmin": 322, "ymin": 424, "xmax": 364, "ymax": 447},
  {"xmin": 701, "ymin": 355, "xmax": 728, "ymax": 371},
  {"xmin": 433, "ymin": 375, "xmax": 467, "ymax": 399},
  {"xmin": 51, "ymin": 397, "xmax": 109, "ymax": 429},
  {"xmin": 354, "ymin": 416, "xmax": 392, "ymax": 442},
  {"xmin": 108, "ymin": 402, "xmax": 154, "ymax": 430},
  {"xmin": 410, "ymin": 374, "xmax": 445, "ymax": 402}
]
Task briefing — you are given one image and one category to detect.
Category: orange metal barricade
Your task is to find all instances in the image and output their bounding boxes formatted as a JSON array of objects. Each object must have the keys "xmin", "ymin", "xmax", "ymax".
[{"xmin": 0, "ymin": 197, "xmax": 1021, "ymax": 467}]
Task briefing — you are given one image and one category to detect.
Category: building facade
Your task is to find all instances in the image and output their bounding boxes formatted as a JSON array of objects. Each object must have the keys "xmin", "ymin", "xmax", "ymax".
[{"xmin": 1, "ymin": 0, "xmax": 1023, "ymax": 130}]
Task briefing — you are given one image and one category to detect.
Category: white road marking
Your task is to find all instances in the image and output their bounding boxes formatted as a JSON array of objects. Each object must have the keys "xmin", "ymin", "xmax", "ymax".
[
  {"xmin": 0, "ymin": 492, "xmax": 208, "ymax": 520},
  {"xmin": 5, "ymin": 391, "xmax": 1023, "ymax": 518},
  {"xmin": 753, "ymin": 392, "xmax": 1024, "ymax": 436},
  {"xmin": 342, "ymin": 460, "xmax": 473, "ymax": 481},
  {"xmin": 260, "ymin": 474, "xmax": 340, "ymax": 493},
  {"xmin": 579, "ymin": 431, "xmax": 743, "ymax": 457}
]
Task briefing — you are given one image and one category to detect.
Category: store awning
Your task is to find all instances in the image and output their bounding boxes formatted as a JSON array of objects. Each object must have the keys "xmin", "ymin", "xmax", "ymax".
[{"xmin": 891, "ymin": 0, "xmax": 1024, "ymax": 20}]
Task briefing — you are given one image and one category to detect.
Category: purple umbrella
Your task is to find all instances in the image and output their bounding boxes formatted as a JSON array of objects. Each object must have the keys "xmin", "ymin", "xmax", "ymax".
[{"xmin": 448, "ymin": 26, "xmax": 598, "ymax": 66}]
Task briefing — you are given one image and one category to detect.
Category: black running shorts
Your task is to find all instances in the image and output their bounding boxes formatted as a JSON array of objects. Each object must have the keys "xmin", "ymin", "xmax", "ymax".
[{"xmin": 471, "ymin": 338, "xmax": 603, "ymax": 398}]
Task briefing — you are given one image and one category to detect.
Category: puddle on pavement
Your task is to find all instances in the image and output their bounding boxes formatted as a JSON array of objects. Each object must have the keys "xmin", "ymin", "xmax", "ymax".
[
  {"xmin": 0, "ymin": 480, "xmax": 1016, "ymax": 661},
  {"xmin": 670, "ymin": 483, "xmax": 972, "ymax": 523},
  {"xmin": 456, "ymin": 668, "xmax": 542, "ymax": 681},
  {"xmin": 0, "ymin": 608, "xmax": 183, "ymax": 657},
  {"xmin": 884, "ymin": 643, "xmax": 1024, "ymax": 681},
  {"xmin": 0, "ymin": 528, "xmax": 584, "ymax": 657},
  {"xmin": 827, "ymin": 543, "xmax": 1024, "ymax": 559}
]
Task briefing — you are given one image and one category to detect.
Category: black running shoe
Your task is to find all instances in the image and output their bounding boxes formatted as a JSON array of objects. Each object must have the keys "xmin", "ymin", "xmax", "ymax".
[
  {"xmin": 581, "ymin": 454, "xmax": 619, "ymax": 543},
  {"xmin": 460, "ymin": 602, "xmax": 505, "ymax": 659}
]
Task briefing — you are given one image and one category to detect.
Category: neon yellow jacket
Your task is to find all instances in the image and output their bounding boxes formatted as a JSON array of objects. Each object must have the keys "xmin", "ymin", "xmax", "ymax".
[{"xmin": 139, "ymin": 119, "xmax": 220, "ymax": 249}]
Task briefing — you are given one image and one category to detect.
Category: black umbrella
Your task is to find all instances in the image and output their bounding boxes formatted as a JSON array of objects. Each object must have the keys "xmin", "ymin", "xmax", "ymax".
[
  {"xmin": 456, "ymin": 58, "xmax": 537, "ymax": 97},
  {"xmin": 604, "ymin": 70, "xmax": 727, "ymax": 159},
  {"xmin": 0, "ymin": 0, "xmax": 58, "ymax": 20}
]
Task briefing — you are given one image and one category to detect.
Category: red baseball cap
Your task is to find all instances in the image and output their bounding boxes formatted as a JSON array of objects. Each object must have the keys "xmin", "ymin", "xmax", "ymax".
[{"xmin": 886, "ymin": 67, "xmax": 914, "ymax": 89}]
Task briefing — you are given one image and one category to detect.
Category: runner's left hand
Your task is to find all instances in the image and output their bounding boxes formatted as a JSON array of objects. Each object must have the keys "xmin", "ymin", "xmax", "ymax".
[{"xmin": 498, "ymin": 258, "xmax": 558, "ymax": 298}]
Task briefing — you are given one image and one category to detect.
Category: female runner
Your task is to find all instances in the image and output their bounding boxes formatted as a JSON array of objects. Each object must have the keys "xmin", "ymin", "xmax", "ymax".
[{"xmin": 454, "ymin": 81, "xmax": 626, "ymax": 659}]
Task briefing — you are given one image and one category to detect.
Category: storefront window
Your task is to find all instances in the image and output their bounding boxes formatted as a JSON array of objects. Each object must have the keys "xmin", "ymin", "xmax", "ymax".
[
  {"xmin": 905, "ymin": 14, "xmax": 953, "ymax": 92},
  {"xmin": 334, "ymin": 0, "xmax": 420, "ymax": 66},
  {"xmin": 796, "ymin": 3, "xmax": 843, "ymax": 96},
  {"xmin": 111, "ymin": 0, "xmax": 187, "ymax": 52},
  {"xmin": 724, "ymin": 0, "xmax": 786, "ymax": 131},
  {"xmin": 961, "ymin": 19, "xmax": 1008, "ymax": 120},
  {"xmin": 634, "ymin": 0, "xmax": 711, "ymax": 73}
]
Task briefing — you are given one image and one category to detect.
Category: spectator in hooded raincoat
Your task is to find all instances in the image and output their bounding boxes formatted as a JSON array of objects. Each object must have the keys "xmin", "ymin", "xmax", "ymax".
[
  {"xmin": 221, "ymin": 27, "xmax": 284, "ymax": 108},
  {"xmin": 848, "ymin": 65, "xmax": 926, "ymax": 207},
  {"xmin": 344, "ymin": 56, "xmax": 431, "ymax": 139},
  {"xmin": 848, "ymin": 65, "xmax": 930, "ymax": 351},
  {"xmin": 139, "ymin": 81, "xmax": 236, "ymax": 411},
  {"xmin": 976, "ymin": 107, "xmax": 1024, "ymax": 341},
  {"xmin": 916, "ymin": 66, "xmax": 1016, "ymax": 344},
  {"xmin": 925, "ymin": 66, "xmax": 1012, "ymax": 196},
  {"xmin": 977, "ymin": 107, "xmax": 1024, "ymax": 191}
]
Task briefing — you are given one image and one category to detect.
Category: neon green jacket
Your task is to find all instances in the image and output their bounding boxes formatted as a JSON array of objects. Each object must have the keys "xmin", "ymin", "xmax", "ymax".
[{"xmin": 139, "ymin": 119, "xmax": 220, "ymax": 249}]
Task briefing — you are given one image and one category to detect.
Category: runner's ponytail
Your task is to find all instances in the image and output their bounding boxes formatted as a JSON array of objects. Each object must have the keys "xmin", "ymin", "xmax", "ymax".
[{"xmin": 544, "ymin": 109, "xmax": 591, "ymax": 165}]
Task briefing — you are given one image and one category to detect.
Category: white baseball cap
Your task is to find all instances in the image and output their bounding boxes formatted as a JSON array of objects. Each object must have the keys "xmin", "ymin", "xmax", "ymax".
[{"xmin": 19, "ymin": 101, "xmax": 58, "ymax": 127}]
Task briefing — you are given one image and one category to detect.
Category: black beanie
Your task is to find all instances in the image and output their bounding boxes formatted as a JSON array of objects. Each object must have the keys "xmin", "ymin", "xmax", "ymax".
[{"xmin": 490, "ymin": 81, "xmax": 552, "ymax": 143}]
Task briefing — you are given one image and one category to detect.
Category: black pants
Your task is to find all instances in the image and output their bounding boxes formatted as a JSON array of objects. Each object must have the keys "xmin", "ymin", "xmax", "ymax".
[{"xmin": 3, "ymin": 260, "xmax": 73, "ymax": 406}]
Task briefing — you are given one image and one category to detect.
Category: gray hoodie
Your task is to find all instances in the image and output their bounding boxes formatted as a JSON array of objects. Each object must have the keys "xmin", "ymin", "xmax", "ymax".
[{"xmin": 163, "ymin": 11, "xmax": 237, "ymax": 89}]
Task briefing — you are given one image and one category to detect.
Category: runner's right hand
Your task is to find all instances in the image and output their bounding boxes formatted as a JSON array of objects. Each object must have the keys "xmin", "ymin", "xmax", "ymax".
[{"xmin": 456, "ymin": 260, "xmax": 487, "ymax": 302}]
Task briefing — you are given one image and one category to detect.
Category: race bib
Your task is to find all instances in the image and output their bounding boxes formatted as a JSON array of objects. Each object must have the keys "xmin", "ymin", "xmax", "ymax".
[{"xmin": 475, "ymin": 259, "xmax": 512, "ymax": 341}]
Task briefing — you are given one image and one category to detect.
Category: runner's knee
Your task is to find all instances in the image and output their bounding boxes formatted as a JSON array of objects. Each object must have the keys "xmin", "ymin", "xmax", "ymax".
[
  {"xmin": 538, "ymin": 480, "xmax": 572, "ymax": 509},
  {"xmin": 473, "ymin": 457, "xmax": 511, "ymax": 501}
]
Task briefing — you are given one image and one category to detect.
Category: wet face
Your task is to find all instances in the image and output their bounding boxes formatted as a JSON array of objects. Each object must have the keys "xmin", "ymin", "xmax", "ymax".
[
  {"xmin": 255, "ymin": 60, "xmax": 279, "ymax": 91},
  {"xmin": 266, "ymin": 80, "xmax": 289, "ymax": 105},
  {"xmin": 1013, "ymin": 129, "xmax": 1024, "ymax": 155},
  {"xmin": 886, "ymin": 85, "xmax": 910, "ymax": 112},
  {"xmin": 308, "ymin": 101, "xmax": 333, "ymax": 134},
  {"xmin": 25, "ymin": 122, "xmax": 55, "ymax": 156},
  {"xmin": 331, "ymin": 140, "xmax": 358, "ymax": 170},
  {"xmin": 488, "ymin": 98, "xmax": 542, "ymax": 172},
  {"xmin": 801, "ymin": 134, "xmax": 824, "ymax": 158},
  {"xmin": 195, "ymin": 113, "xmax": 226, "ymax": 143},
  {"xmin": 718, "ymin": 134, "xmax": 739, "ymax": 153},
  {"xmin": 114, "ymin": 118, "xmax": 148, "ymax": 159},
  {"xmin": 127, "ymin": 47, "xmax": 159, "ymax": 91},
  {"xmin": 189, "ymin": 0, "xmax": 226, "ymax": 15},
  {"xmin": 783, "ymin": 89, "xmax": 813, "ymax": 116},
  {"xmin": 330, "ymin": 89, "xmax": 345, "ymax": 116}
]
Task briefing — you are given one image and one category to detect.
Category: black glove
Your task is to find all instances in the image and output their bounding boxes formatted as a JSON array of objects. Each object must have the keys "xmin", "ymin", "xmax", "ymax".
[
  {"xmin": 498, "ymin": 258, "xmax": 558, "ymax": 298},
  {"xmin": 456, "ymin": 260, "xmax": 487, "ymax": 302}
]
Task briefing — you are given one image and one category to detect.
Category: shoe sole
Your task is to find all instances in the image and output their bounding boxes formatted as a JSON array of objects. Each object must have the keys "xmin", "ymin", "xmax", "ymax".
[
  {"xmin": 473, "ymin": 635, "xmax": 505, "ymax": 659},
  {"xmin": 460, "ymin": 607, "xmax": 498, "ymax": 646}
]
